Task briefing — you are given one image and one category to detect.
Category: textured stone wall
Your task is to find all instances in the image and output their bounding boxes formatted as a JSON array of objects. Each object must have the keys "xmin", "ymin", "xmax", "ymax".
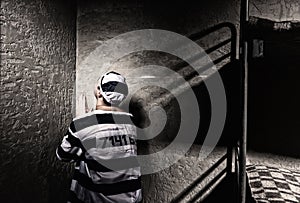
[
  {"xmin": 0, "ymin": 0, "xmax": 76, "ymax": 202},
  {"xmin": 76, "ymin": 0, "xmax": 241, "ymax": 115}
]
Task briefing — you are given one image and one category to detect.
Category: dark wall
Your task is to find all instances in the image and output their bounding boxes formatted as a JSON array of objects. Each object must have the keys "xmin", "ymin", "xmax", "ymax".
[{"xmin": 0, "ymin": 0, "xmax": 76, "ymax": 202}]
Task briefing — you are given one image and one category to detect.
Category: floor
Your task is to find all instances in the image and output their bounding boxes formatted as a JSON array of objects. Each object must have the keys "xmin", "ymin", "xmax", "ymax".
[
  {"xmin": 247, "ymin": 151, "xmax": 300, "ymax": 172},
  {"xmin": 246, "ymin": 151, "xmax": 300, "ymax": 203},
  {"xmin": 201, "ymin": 151, "xmax": 300, "ymax": 203},
  {"xmin": 246, "ymin": 164, "xmax": 300, "ymax": 202}
]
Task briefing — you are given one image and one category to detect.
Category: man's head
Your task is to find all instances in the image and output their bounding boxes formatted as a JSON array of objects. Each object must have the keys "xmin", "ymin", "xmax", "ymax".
[{"xmin": 95, "ymin": 71, "xmax": 128, "ymax": 106}]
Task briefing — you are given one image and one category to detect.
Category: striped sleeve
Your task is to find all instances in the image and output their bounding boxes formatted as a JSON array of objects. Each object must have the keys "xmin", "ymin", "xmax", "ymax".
[{"xmin": 56, "ymin": 126, "xmax": 85, "ymax": 162}]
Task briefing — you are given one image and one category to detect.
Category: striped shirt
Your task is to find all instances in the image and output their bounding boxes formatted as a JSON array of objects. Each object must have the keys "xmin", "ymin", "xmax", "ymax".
[{"xmin": 56, "ymin": 110, "xmax": 142, "ymax": 203}]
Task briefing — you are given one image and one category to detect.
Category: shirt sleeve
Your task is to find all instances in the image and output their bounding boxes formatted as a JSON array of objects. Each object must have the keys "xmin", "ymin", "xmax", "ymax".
[{"xmin": 56, "ymin": 125, "xmax": 85, "ymax": 162}]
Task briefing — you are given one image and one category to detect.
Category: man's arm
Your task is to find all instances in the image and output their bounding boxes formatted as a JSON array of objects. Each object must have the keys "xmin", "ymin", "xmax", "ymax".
[{"xmin": 56, "ymin": 127, "xmax": 85, "ymax": 162}]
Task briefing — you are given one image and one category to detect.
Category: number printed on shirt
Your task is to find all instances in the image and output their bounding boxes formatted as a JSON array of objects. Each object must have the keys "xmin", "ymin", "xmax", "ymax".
[{"xmin": 108, "ymin": 135, "xmax": 136, "ymax": 147}]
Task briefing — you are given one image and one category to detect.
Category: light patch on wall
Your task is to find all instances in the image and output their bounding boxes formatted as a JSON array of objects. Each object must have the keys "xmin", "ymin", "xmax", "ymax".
[{"xmin": 140, "ymin": 75, "xmax": 156, "ymax": 79}]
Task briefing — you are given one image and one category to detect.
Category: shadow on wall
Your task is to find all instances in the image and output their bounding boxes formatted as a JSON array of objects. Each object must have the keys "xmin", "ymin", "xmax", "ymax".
[
  {"xmin": 123, "ymin": 22, "xmax": 240, "ymax": 151},
  {"xmin": 120, "ymin": 22, "xmax": 241, "ymax": 202}
]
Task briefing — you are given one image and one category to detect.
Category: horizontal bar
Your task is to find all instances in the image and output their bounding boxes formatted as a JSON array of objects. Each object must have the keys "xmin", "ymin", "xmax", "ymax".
[
  {"xmin": 170, "ymin": 154, "xmax": 227, "ymax": 203},
  {"xmin": 188, "ymin": 168, "xmax": 227, "ymax": 203},
  {"xmin": 206, "ymin": 38, "xmax": 232, "ymax": 54}
]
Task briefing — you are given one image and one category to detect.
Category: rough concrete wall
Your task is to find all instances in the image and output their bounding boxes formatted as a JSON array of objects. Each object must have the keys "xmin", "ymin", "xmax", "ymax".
[
  {"xmin": 76, "ymin": 0, "xmax": 241, "ymax": 115},
  {"xmin": 0, "ymin": 0, "xmax": 76, "ymax": 202}
]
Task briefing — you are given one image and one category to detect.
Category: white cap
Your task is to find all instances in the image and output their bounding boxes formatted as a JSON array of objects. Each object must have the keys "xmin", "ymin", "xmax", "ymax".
[{"xmin": 98, "ymin": 71, "xmax": 128, "ymax": 106}]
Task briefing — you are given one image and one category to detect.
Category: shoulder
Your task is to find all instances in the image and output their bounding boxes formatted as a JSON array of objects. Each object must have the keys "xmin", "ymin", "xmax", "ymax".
[
  {"xmin": 73, "ymin": 110, "xmax": 133, "ymax": 121},
  {"xmin": 70, "ymin": 110, "xmax": 134, "ymax": 133}
]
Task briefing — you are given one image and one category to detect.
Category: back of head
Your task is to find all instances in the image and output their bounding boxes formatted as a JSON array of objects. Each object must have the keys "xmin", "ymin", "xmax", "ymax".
[{"xmin": 97, "ymin": 71, "xmax": 128, "ymax": 106}]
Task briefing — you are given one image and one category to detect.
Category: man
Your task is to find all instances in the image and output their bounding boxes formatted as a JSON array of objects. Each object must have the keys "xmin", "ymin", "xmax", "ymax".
[{"xmin": 56, "ymin": 71, "xmax": 142, "ymax": 203}]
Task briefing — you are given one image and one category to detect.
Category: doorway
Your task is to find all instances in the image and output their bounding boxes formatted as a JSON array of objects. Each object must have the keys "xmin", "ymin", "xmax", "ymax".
[{"xmin": 248, "ymin": 17, "xmax": 300, "ymax": 157}]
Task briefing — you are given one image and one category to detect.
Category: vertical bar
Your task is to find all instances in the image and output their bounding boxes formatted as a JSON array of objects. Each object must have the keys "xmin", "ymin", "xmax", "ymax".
[
  {"xmin": 226, "ymin": 141, "xmax": 233, "ymax": 174},
  {"xmin": 239, "ymin": 0, "xmax": 249, "ymax": 203},
  {"xmin": 235, "ymin": 147, "xmax": 240, "ymax": 200},
  {"xmin": 226, "ymin": 24, "xmax": 237, "ymax": 175}
]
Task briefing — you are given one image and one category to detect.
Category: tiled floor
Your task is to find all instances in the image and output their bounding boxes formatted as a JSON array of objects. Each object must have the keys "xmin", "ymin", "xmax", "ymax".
[{"xmin": 246, "ymin": 151, "xmax": 300, "ymax": 203}]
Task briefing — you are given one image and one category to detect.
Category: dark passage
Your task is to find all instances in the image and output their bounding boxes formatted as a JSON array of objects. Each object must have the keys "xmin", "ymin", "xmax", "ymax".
[{"xmin": 248, "ymin": 17, "xmax": 300, "ymax": 158}]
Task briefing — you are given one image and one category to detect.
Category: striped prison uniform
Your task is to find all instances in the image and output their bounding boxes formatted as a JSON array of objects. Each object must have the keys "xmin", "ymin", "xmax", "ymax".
[{"xmin": 56, "ymin": 110, "xmax": 142, "ymax": 203}]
